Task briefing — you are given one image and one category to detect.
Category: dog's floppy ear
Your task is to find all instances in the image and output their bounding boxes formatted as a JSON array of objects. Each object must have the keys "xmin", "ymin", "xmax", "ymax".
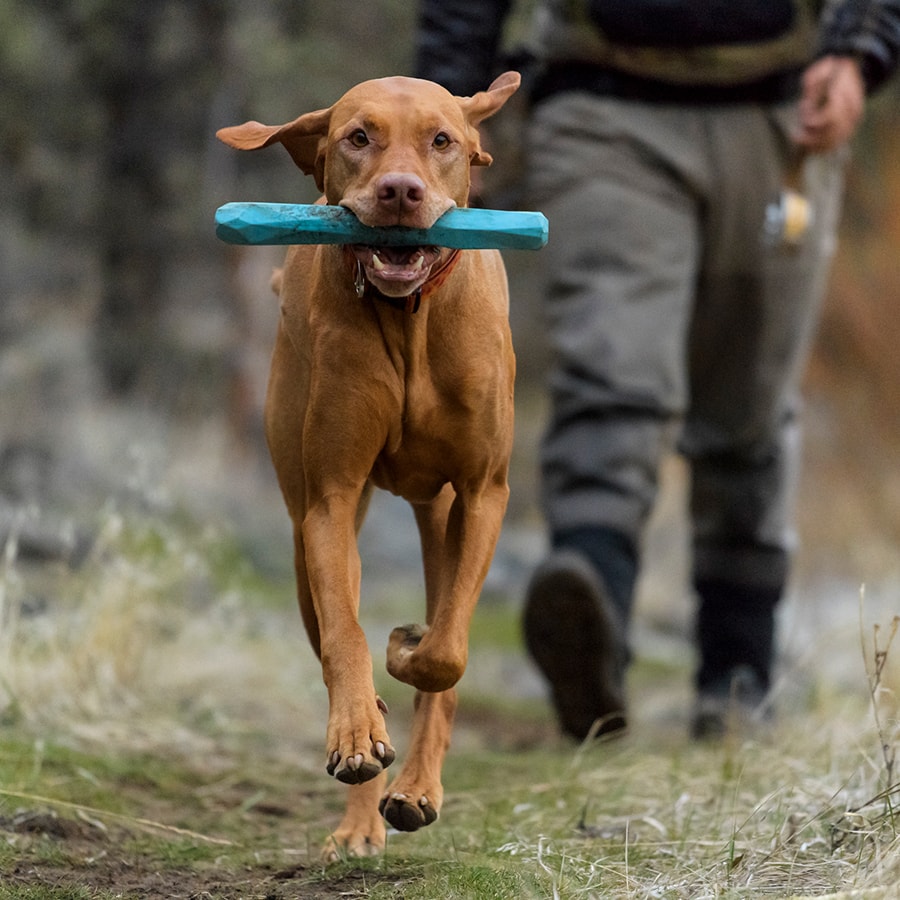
[
  {"xmin": 216, "ymin": 107, "xmax": 333, "ymax": 190},
  {"xmin": 458, "ymin": 71, "xmax": 521, "ymax": 167}
]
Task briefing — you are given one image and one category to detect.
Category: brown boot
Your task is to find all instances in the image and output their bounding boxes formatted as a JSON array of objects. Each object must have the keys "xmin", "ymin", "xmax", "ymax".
[{"xmin": 523, "ymin": 550, "xmax": 628, "ymax": 740}]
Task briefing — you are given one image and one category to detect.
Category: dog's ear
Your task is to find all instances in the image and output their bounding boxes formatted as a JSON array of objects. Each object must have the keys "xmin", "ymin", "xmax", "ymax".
[
  {"xmin": 216, "ymin": 107, "xmax": 332, "ymax": 190},
  {"xmin": 457, "ymin": 71, "xmax": 521, "ymax": 167}
]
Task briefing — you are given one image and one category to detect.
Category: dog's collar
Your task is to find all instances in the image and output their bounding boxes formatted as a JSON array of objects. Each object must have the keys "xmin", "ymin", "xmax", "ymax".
[{"xmin": 344, "ymin": 247, "xmax": 462, "ymax": 314}]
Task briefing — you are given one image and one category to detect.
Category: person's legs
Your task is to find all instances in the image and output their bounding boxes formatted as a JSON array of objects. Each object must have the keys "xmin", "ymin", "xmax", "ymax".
[
  {"xmin": 683, "ymin": 105, "xmax": 845, "ymax": 735},
  {"xmin": 524, "ymin": 94, "xmax": 705, "ymax": 737}
]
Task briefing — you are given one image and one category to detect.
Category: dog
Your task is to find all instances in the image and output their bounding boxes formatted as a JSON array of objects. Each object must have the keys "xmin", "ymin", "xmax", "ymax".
[{"xmin": 216, "ymin": 71, "xmax": 520, "ymax": 859}]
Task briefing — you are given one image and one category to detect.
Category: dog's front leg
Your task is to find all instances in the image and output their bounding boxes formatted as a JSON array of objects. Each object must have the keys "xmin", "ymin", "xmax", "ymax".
[
  {"xmin": 387, "ymin": 475, "xmax": 510, "ymax": 693},
  {"xmin": 379, "ymin": 687, "xmax": 457, "ymax": 832},
  {"xmin": 373, "ymin": 487, "xmax": 456, "ymax": 831},
  {"xmin": 377, "ymin": 480, "xmax": 505, "ymax": 830},
  {"xmin": 303, "ymin": 494, "xmax": 395, "ymax": 784}
]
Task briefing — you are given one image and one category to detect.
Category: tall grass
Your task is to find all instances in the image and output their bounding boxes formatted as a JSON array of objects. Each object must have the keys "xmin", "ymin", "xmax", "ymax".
[{"xmin": 0, "ymin": 501, "xmax": 325, "ymax": 763}]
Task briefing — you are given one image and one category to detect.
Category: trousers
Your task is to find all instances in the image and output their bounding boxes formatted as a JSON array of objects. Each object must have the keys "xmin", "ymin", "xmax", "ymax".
[{"xmin": 524, "ymin": 91, "xmax": 844, "ymax": 592}]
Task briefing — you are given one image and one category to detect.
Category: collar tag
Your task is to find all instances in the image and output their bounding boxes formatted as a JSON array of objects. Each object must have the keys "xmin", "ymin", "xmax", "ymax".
[{"xmin": 354, "ymin": 260, "xmax": 366, "ymax": 298}]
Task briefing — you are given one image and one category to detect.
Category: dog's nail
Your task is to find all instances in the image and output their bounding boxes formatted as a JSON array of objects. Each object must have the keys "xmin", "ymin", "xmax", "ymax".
[
  {"xmin": 347, "ymin": 753, "xmax": 364, "ymax": 771},
  {"xmin": 326, "ymin": 751, "xmax": 340, "ymax": 774},
  {"xmin": 376, "ymin": 697, "xmax": 389, "ymax": 715},
  {"xmin": 378, "ymin": 743, "xmax": 395, "ymax": 768},
  {"xmin": 375, "ymin": 741, "xmax": 394, "ymax": 766},
  {"xmin": 419, "ymin": 796, "xmax": 429, "ymax": 806}
]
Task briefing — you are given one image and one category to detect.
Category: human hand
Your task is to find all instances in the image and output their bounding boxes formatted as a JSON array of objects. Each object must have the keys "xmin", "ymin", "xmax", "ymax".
[{"xmin": 794, "ymin": 55, "xmax": 865, "ymax": 153}]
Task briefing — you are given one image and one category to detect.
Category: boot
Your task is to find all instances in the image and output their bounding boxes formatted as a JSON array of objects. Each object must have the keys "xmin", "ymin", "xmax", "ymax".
[
  {"xmin": 691, "ymin": 577, "xmax": 779, "ymax": 739},
  {"xmin": 523, "ymin": 526, "xmax": 636, "ymax": 740}
]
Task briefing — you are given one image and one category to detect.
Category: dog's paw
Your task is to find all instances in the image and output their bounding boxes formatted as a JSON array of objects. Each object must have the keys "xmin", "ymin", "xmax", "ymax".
[
  {"xmin": 379, "ymin": 791, "xmax": 438, "ymax": 832},
  {"xmin": 386, "ymin": 623, "xmax": 464, "ymax": 692},
  {"xmin": 321, "ymin": 797, "xmax": 388, "ymax": 863},
  {"xmin": 321, "ymin": 830, "xmax": 384, "ymax": 863},
  {"xmin": 326, "ymin": 740, "xmax": 395, "ymax": 785},
  {"xmin": 324, "ymin": 692, "xmax": 395, "ymax": 784},
  {"xmin": 389, "ymin": 622, "xmax": 426, "ymax": 649}
]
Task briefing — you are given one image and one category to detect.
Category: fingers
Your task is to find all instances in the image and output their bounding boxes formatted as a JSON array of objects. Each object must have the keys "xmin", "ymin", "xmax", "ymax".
[{"xmin": 794, "ymin": 55, "xmax": 865, "ymax": 153}]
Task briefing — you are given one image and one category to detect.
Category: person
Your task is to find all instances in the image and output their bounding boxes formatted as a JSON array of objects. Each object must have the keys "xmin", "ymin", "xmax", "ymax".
[{"xmin": 414, "ymin": 1, "xmax": 900, "ymax": 739}]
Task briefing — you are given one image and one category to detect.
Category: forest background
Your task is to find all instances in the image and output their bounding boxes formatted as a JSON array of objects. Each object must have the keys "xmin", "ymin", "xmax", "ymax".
[{"xmin": 1, "ymin": 3, "xmax": 900, "ymax": 895}]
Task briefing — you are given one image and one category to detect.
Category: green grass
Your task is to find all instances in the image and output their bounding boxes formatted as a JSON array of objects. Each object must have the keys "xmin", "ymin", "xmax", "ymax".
[{"xmin": 0, "ymin": 888, "xmax": 96, "ymax": 900}]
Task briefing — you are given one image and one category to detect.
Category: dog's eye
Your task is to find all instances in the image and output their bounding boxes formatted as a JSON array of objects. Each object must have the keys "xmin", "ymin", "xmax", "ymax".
[
  {"xmin": 348, "ymin": 130, "xmax": 369, "ymax": 148},
  {"xmin": 433, "ymin": 132, "xmax": 451, "ymax": 150}
]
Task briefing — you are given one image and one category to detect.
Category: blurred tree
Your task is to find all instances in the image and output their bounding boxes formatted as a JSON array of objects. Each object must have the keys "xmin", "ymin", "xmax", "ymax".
[
  {"xmin": 0, "ymin": 0, "xmax": 416, "ymax": 404},
  {"xmin": 0, "ymin": 0, "xmax": 898, "ymax": 559},
  {"xmin": 64, "ymin": 0, "xmax": 230, "ymax": 395}
]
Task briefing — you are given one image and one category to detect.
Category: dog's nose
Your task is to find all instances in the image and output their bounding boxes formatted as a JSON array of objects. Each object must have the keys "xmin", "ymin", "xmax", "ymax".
[{"xmin": 375, "ymin": 173, "xmax": 426, "ymax": 213}]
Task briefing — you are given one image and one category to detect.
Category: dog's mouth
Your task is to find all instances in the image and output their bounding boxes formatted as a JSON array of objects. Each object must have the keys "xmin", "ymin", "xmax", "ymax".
[{"xmin": 350, "ymin": 245, "xmax": 442, "ymax": 297}]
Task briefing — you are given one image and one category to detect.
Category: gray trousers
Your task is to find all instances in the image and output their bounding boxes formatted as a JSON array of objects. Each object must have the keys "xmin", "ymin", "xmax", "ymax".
[{"xmin": 525, "ymin": 92, "xmax": 844, "ymax": 592}]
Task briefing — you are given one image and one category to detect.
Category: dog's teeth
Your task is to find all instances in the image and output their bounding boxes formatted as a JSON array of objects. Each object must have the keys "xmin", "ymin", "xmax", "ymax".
[
  {"xmin": 411, "ymin": 254, "xmax": 424, "ymax": 271},
  {"xmin": 373, "ymin": 253, "xmax": 385, "ymax": 271}
]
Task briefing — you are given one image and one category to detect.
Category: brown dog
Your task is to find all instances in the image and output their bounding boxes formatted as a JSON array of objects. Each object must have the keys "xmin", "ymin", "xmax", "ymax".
[{"xmin": 216, "ymin": 71, "xmax": 520, "ymax": 859}]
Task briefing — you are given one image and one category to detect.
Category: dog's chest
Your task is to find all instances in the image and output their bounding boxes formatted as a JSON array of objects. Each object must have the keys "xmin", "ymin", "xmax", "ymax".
[
  {"xmin": 366, "ymin": 351, "xmax": 503, "ymax": 501},
  {"xmin": 369, "ymin": 378, "xmax": 468, "ymax": 497}
]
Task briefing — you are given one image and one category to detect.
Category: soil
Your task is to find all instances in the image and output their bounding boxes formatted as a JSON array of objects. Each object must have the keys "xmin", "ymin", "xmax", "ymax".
[
  {"xmin": 0, "ymin": 700, "xmax": 556, "ymax": 899},
  {"xmin": 2, "ymin": 809, "xmax": 401, "ymax": 899}
]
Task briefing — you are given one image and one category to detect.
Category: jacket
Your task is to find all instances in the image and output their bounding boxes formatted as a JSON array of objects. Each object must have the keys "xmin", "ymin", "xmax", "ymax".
[{"xmin": 414, "ymin": 0, "xmax": 900, "ymax": 98}]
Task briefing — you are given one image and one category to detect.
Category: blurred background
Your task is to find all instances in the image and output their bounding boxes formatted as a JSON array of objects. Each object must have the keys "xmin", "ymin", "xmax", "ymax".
[{"xmin": 1, "ymin": 0, "xmax": 899, "ymax": 702}]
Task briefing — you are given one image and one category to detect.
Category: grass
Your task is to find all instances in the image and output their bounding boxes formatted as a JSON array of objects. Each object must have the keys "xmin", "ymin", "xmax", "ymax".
[{"xmin": 1, "ymin": 498, "xmax": 898, "ymax": 898}]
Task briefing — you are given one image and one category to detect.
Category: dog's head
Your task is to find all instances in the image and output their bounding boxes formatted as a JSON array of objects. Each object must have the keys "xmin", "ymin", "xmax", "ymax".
[{"xmin": 217, "ymin": 72, "xmax": 520, "ymax": 298}]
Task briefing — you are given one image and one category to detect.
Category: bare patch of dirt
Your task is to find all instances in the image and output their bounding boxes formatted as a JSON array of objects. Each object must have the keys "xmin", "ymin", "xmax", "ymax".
[
  {"xmin": 1, "ymin": 807, "xmax": 413, "ymax": 899},
  {"xmin": 5, "ymin": 862, "xmax": 389, "ymax": 900}
]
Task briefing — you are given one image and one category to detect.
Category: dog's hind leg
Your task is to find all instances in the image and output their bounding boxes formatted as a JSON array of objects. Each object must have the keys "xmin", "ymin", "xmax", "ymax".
[{"xmin": 322, "ymin": 770, "xmax": 389, "ymax": 861}]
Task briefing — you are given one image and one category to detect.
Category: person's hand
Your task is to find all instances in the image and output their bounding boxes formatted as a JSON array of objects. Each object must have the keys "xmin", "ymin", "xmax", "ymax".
[{"xmin": 794, "ymin": 55, "xmax": 866, "ymax": 153}]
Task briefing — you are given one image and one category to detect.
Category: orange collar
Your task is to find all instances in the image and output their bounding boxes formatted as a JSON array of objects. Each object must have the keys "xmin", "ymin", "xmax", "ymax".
[{"xmin": 343, "ymin": 247, "xmax": 462, "ymax": 314}]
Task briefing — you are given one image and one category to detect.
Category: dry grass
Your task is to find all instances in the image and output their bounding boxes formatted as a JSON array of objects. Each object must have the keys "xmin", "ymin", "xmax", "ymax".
[
  {"xmin": 1, "ymin": 489, "xmax": 898, "ymax": 898},
  {"xmin": 0, "ymin": 502, "xmax": 325, "ymax": 765}
]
